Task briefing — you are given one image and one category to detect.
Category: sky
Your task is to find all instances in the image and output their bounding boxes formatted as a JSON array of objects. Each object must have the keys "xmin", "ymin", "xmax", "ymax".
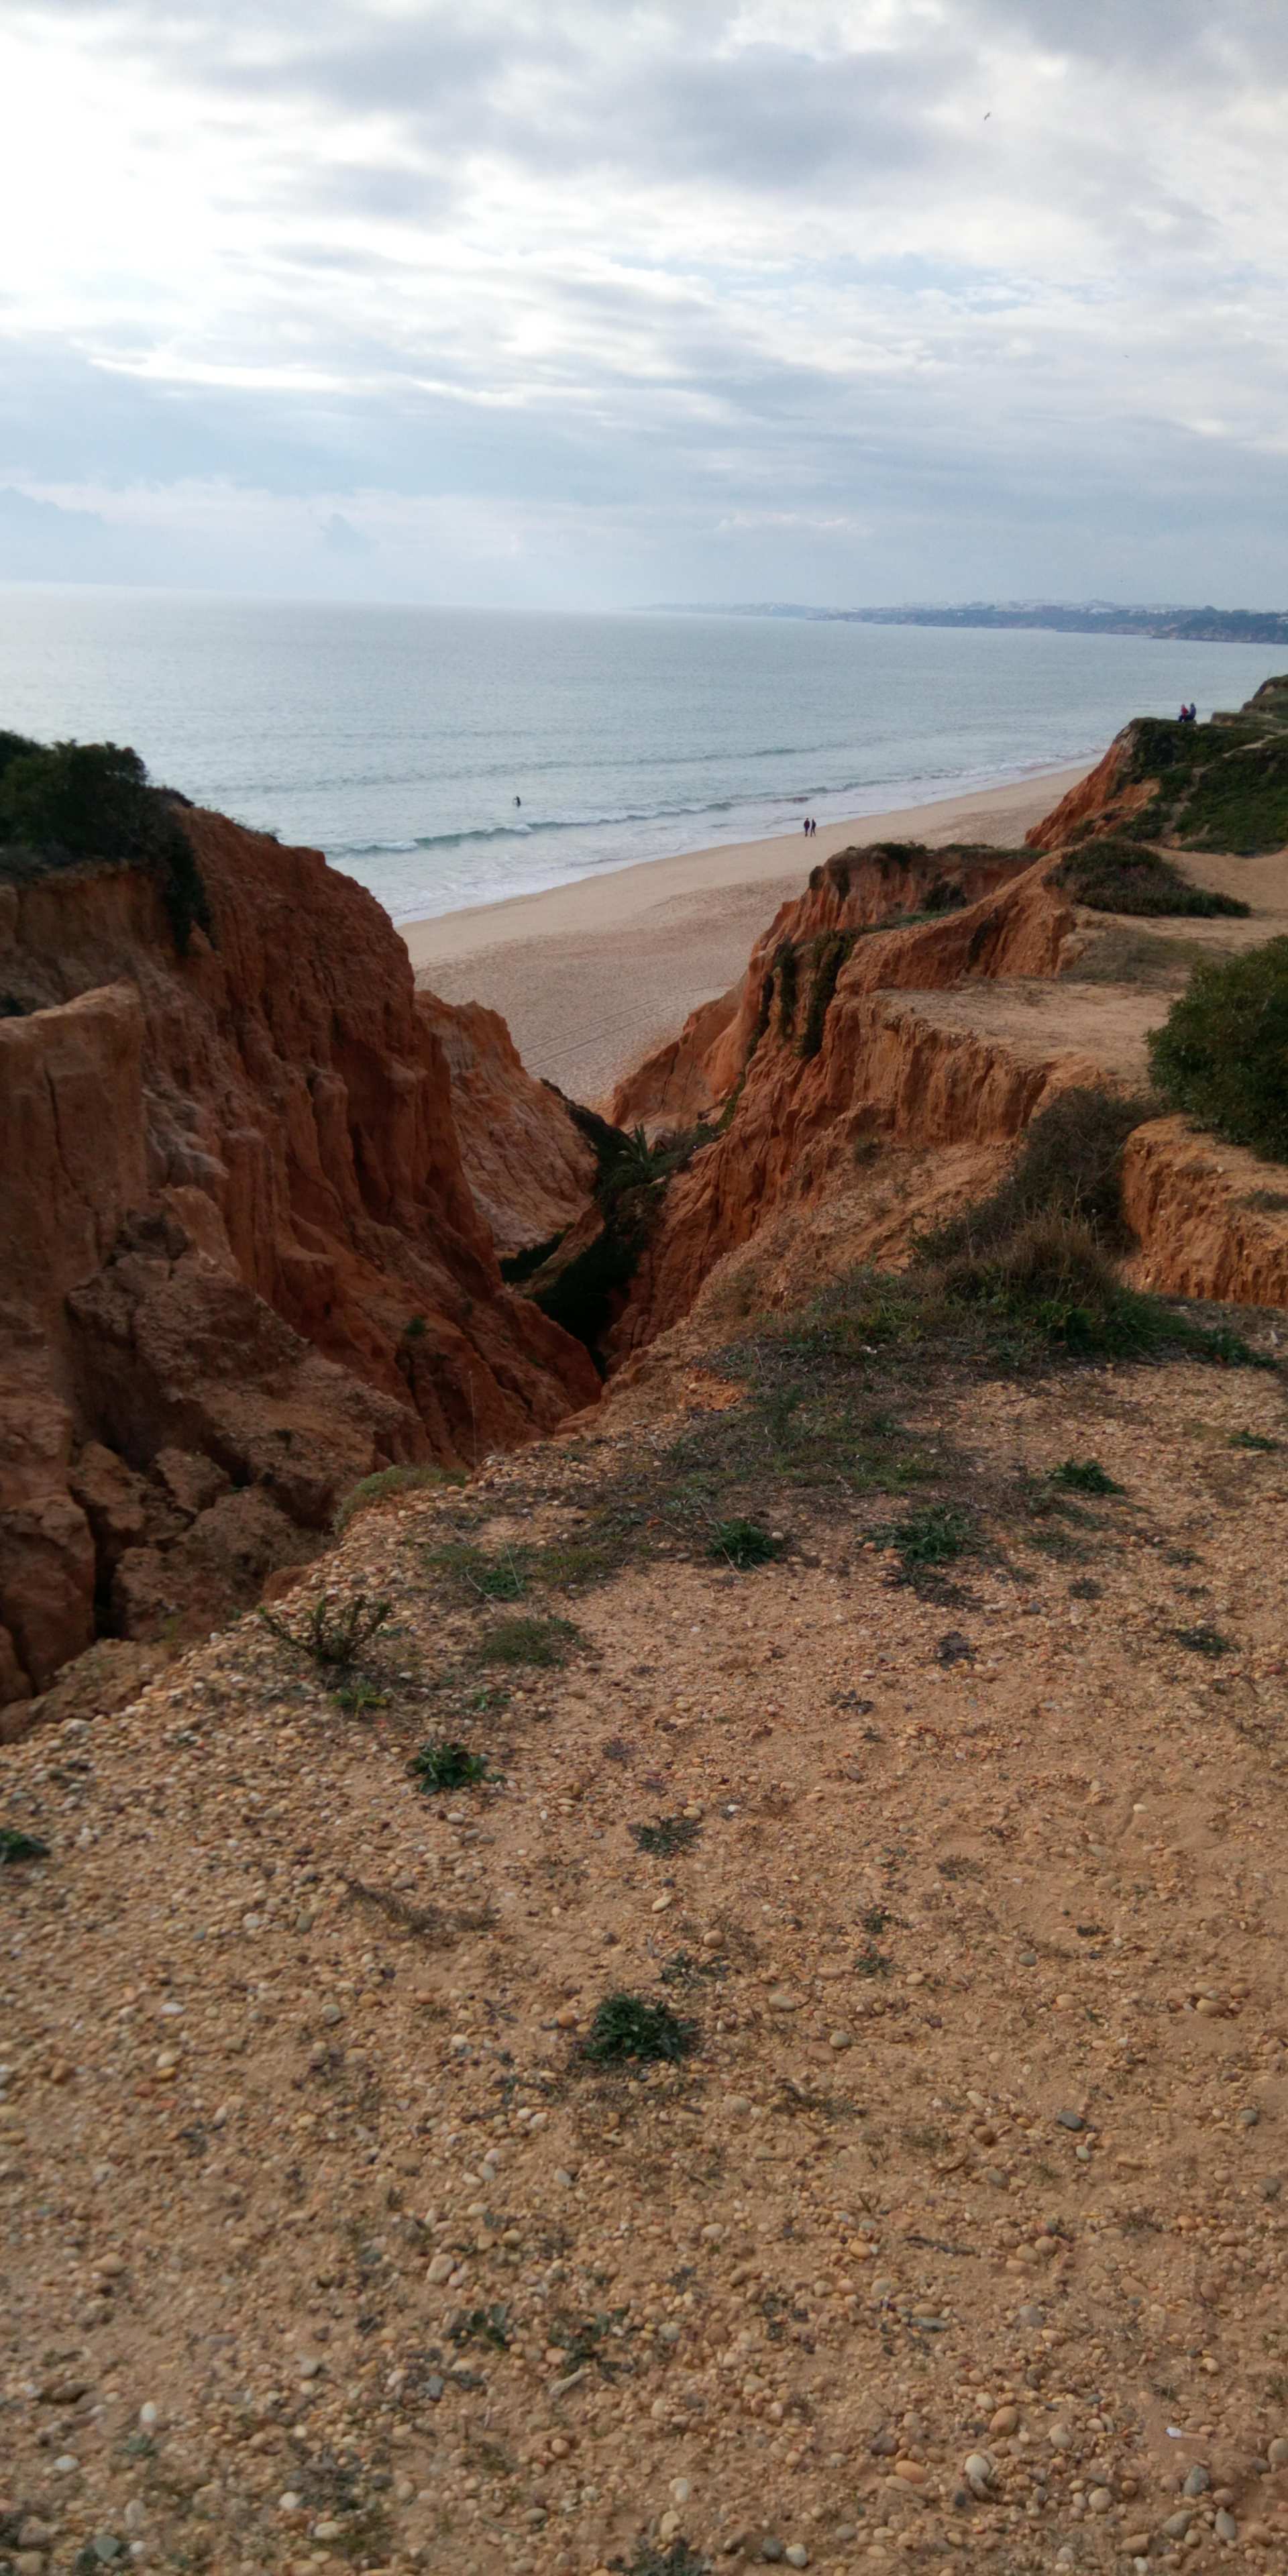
[{"xmin": 3, "ymin": 0, "xmax": 1288, "ymax": 610}]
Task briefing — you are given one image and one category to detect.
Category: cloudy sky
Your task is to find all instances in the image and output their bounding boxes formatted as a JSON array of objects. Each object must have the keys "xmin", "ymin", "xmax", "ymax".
[{"xmin": 2, "ymin": 0, "xmax": 1287, "ymax": 608}]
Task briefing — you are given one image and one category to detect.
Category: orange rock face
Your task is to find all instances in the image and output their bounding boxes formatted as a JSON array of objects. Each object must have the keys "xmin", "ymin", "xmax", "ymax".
[
  {"xmin": 610, "ymin": 842, "xmax": 1036, "ymax": 1128},
  {"xmin": 604, "ymin": 850, "xmax": 1077, "ymax": 1354},
  {"xmin": 1123, "ymin": 1117, "xmax": 1288, "ymax": 1306},
  {"xmin": 0, "ymin": 810, "xmax": 598, "ymax": 1710},
  {"xmin": 1023, "ymin": 731, "xmax": 1154, "ymax": 851},
  {"xmin": 416, "ymin": 991, "xmax": 596, "ymax": 1255}
]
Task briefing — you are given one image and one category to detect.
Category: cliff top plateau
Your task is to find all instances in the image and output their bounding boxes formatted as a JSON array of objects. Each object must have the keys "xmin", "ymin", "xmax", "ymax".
[{"xmin": 3, "ymin": 692, "xmax": 1288, "ymax": 2575}]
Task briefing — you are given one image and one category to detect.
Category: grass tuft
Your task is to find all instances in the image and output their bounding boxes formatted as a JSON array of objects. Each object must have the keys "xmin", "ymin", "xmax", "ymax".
[
  {"xmin": 0, "ymin": 1825, "xmax": 50, "ymax": 1865},
  {"xmin": 474, "ymin": 1612, "xmax": 581, "ymax": 1668},
  {"xmin": 1229, "ymin": 1429, "xmax": 1281, "ymax": 1452},
  {"xmin": 1171, "ymin": 1623, "xmax": 1233, "ymax": 1658},
  {"xmin": 260, "ymin": 1593, "xmax": 392, "ymax": 1668},
  {"xmin": 580, "ymin": 1991, "xmax": 697, "ymax": 2067},
  {"xmin": 630, "ymin": 1814, "xmax": 702, "ymax": 1857},
  {"xmin": 706, "ymin": 1517, "xmax": 785, "ymax": 1569},
  {"xmin": 409, "ymin": 1738, "xmax": 495, "ymax": 1792},
  {"xmin": 1051, "ymin": 1458, "xmax": 1125, "ymax": 1494},
  {"xmin": 873, "ymin": 1502, "xmax": 975, "ymax": 1569}
]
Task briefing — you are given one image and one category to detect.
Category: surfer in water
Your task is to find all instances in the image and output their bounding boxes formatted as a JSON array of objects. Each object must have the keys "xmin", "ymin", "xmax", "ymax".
[{"xmin": 514, "ymin": 795, "xmax": 522, "ymax": 807}]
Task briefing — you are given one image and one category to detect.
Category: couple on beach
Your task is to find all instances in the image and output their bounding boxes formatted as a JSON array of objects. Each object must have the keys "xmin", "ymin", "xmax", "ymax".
[{"xmin": 802, "ymin": 814, "xmax": 818, "ymax": 837}]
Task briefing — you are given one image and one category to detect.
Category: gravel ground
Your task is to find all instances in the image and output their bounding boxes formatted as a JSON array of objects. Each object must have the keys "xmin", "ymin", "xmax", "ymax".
[{"xmin": 3, "ymin": 1354, "xmax": 1288, "ymax": 2576}]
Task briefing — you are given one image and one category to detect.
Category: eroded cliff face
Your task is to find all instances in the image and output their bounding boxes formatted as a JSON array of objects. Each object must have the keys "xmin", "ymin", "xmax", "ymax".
[
  {"xmin": 610, "ymin": 841, "xmax": 1037, "ymax": 1129},
  {"xmin": 602, "ymin": 851, "xmax": 1079, "ymax": 1354},
  {"xmin": 1023, "ymin": 735, "xmax": 1152, "ymax": 851},
  {"xmin": 0, "ymin": 812, "xmax": 598, "ymax": 1713},
  {"xmin": 415, "ymin": 991, "xmax": 596, "ymax": 1256},
  {"xmin": 1122, "ymin": 1118, "xmax": 1288, "ymax": 1308}
]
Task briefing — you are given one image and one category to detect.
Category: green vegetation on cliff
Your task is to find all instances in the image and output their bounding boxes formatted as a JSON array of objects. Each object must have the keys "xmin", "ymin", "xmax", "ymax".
[
  {"xmin": 0, "ymin": 733, "xmax": 211, "ymax": 953},
  {"xmin": 1149, "ymin": 937, "xmax": 1288, "ymax": 1163},
  {"xmin": 1116, "ymin": 689, "xmax": 1288, "ymax": 853},
  {"xmin": 1056, "ymin": 837, "xmax": 1249, "ymax": 918}
]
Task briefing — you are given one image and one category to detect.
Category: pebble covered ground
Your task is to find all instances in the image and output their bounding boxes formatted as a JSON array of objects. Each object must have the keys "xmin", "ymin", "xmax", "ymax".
[{"xmin": 3, "ymin": 1352, "xmax": 1288, "ymax": 2576}]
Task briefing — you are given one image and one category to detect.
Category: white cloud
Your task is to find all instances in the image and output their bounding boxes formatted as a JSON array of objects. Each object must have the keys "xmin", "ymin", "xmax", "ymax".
[{"xmin": 1, "ymin": 0, "xmax": 1287, "ymax": 601}]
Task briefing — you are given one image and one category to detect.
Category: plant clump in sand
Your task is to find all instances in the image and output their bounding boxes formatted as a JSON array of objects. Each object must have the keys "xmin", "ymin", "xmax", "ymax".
[{"xmin": 1056, "ymin": 837, "xmax": 1249, "ymax": 918}]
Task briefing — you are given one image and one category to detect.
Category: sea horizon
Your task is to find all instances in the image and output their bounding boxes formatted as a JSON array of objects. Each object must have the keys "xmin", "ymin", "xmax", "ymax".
[{"xmin": 1, "ymin": 585, "xmax": 1283, "ymax": 927}]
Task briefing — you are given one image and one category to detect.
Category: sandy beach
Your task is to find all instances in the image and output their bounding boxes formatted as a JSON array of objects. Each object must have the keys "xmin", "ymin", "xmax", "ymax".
[{"xmin": 405, "ymin": 763, "xmax": 1087, "ymax": 1104}]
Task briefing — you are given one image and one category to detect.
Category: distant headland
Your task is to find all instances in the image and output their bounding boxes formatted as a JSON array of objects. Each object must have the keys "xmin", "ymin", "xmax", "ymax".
[{"xmin": 655, "ymin": 600, "xmax": 1288, "ymax": 645}]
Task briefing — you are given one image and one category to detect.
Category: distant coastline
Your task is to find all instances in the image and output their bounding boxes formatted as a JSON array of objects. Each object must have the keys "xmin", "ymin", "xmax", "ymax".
[{"xmin": 655, "ymin": 601, "xmax": 1288, "ymax": 647}]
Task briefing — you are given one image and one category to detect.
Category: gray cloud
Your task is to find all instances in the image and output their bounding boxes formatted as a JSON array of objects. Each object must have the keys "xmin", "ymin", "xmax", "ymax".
[{"xmin": 2, "ymin": 0, "xmax": 1287, "ymax": 603}]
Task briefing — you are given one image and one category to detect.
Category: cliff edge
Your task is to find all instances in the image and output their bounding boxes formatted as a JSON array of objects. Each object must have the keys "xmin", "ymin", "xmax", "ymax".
[{"xmin": 0, "ymin": 750, "xmax": 599, "ymax": 1715}]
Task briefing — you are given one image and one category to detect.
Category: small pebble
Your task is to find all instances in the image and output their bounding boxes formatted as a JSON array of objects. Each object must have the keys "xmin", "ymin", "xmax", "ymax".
[{"xmin": 1214, "ymin": 2510, "xmax": 1238, "ymax": 2542}]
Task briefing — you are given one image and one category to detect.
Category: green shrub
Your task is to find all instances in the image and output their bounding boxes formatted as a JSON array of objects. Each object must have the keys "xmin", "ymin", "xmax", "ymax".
[
  {"xmin": 798, "ymin": 930, "xmax": 855, "ymax": 1059},
  {"xmin": 923, "ymin": 1085, "xmax": 1155, "ymax": 1260},
  {"xmin": 0, "ymin": 737, "xmax": 213, "ymax": 953},
  {"xmin": 630, "ymin": 1814, "xmax": 702, "ymax": 1856},
  {"xmin": 334, "ymin": 1463, "xmax": 452, "ymax": 1532},
  {"xmin": 1057, "ymin": 839, "xmax": 1249, "ymax": 918},
  {"xmin": 580, "ymin": 1992, "xmax": 697, "ymax": 2066},
  {"xmin": 1051, "ymin": 1458, "xmax": 1125, "ymax": 1494},
  {"xmin": 0, "ymin": 1825, "xmax": 50, "ymax": 1865},
  {"xmin": 474, "ymin": 1613, "xmax": 580, "ymax": 1667},
  {"xmin": 409, "ymin": 1739, "xmax": 494, "ymax": 1792},
  {"xmin": 1148, "ymin": 938, "xmax": 1288, "ymax": 1162},
  {"xmin": 260, "ymin": 1592, "xmax": 391, "ymax": 1667},
  {"xmin": 1229, "ymin": 1429, "xmax": 1280, "ymax": 1452},
  {"xmin": 1123, "ymin": 711, "xmax": 1288, "ymax": 852},
  {"xmin": 707, "ymin": 1517, "xmax": 784, "ymax": 1568},
  {"xmin": 873, "ymin": 1501, "xmax": 975, "ymax": 1568}
]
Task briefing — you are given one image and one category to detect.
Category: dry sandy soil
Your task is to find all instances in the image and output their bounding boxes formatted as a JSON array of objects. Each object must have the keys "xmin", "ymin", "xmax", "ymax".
[{"xmin": 4, "ymin": 1326, "xmax": 1288, "ymax": 2576}]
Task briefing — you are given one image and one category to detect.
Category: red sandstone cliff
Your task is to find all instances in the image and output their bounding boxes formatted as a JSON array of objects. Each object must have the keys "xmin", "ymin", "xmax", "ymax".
[
  {"xmin": 610, "ymin": 841, "xmax": 1038, "ymax": 1128},
  {"xmin": 598, "ymin": 847, "xmax": 1077, "ymax": 1354},
  {"xmin": 0, "ymin": 812, "xmax": 598, "ymax": 1713},
  {"xmin": 1022, "ymin": 735, "xmax": 1147, "ymax": 850}
]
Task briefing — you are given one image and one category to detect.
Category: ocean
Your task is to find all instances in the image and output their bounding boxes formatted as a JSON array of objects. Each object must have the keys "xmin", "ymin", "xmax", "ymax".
[{"xmin": 0, "ymin": 588, "xmax": 1282, "ymax": 926}]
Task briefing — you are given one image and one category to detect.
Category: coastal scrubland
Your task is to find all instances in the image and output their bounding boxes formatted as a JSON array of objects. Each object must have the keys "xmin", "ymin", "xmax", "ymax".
[{"xmin": 3, "ymin": 689, "xmax": 1288, "ymax": 2574}]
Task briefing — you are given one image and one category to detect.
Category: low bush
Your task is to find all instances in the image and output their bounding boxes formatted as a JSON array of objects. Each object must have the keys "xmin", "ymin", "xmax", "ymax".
[
  {"xmin": 259, "ymin": 1592, "xmax": 391, "ymax": 1668},
  {"xmin": 1057, "ymin": 839, "xmax": 1249, "ymax": 918},
  {"xmin": 1148, "ymin": 938, "xmax": 1288, "ymax": 1163},
  {"xmin": 0, "ymin": 1825, "xmax": 50, "ymax": 1865},
  {"xmin": 707, "ymin": 1517, "xmax": 784, "ymax": 1568},
  {"xmin": 474, "ymin": 1612, "xmax": 580, "ymax": 1667},
  {"xmin": 580, "ymin": 1991, "xmax": 697, "ymax": 2066},
  {"xmin": 409, "ymin": 1739, "xmax": 494, "ymax": 1792},
  {"xmin": 0, "ymin": 737, "xmax": 213, "ymax": 953},
  {"xmin": 922, "ymin": 1084, "xmax": 1156, "ymax": 1260},
  {"xmin": 1051, "ymin": 1458, "xmax": 1124, "ymax": 1494}
]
